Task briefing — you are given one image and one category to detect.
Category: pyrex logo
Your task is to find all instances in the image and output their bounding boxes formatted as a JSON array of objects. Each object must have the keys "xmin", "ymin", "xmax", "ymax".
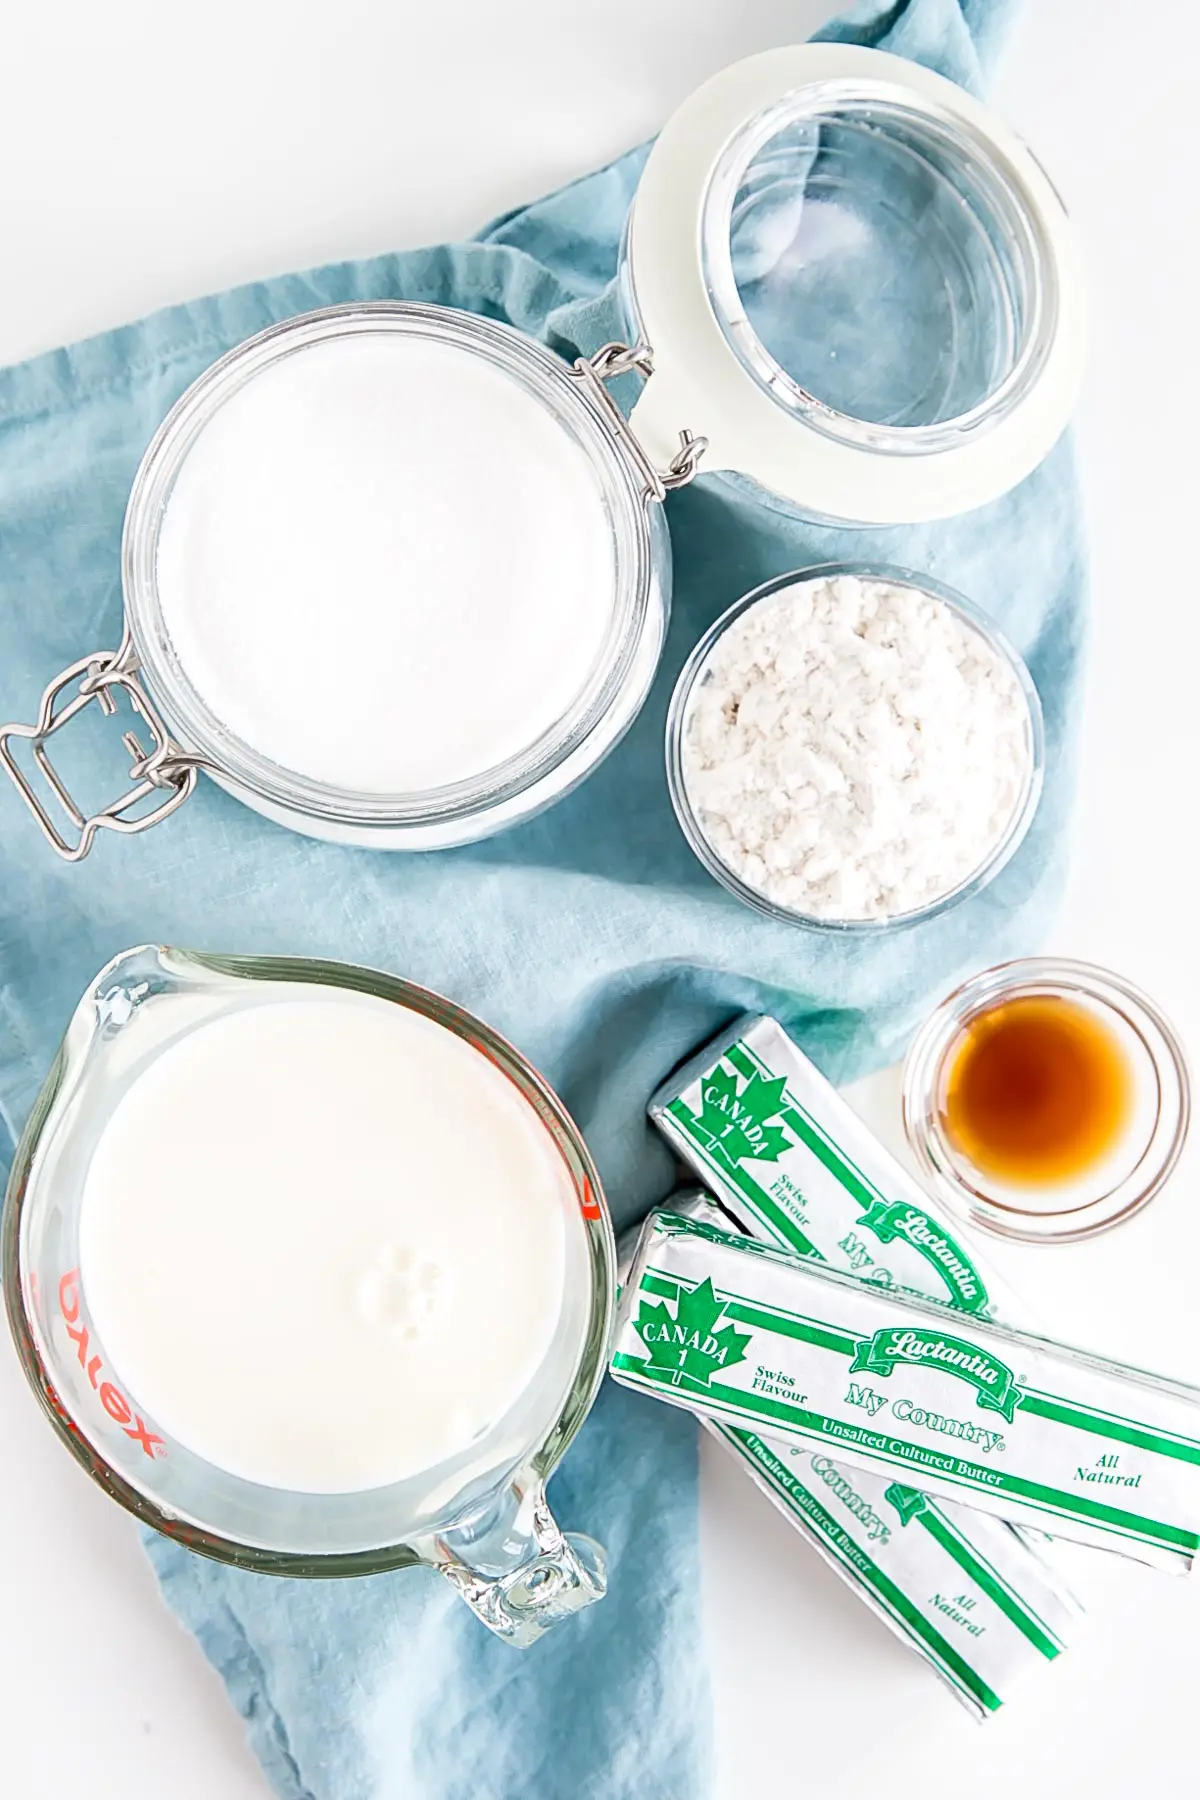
[{"xmin": 58, "ymin": 1270, "xmax": 165, "ymax": 1459}]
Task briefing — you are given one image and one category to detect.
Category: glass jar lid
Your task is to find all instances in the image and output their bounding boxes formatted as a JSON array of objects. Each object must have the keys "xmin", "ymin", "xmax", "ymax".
[{"xmin": 625, "ymin": 43, "xmax": 1084, "ymax": 524}]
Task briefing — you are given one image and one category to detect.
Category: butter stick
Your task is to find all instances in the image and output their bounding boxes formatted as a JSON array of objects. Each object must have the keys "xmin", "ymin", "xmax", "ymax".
[
  {"xmin": 612, "ymin": 1211, "xmax": 1200, "ymax": 1570},
  {"xmin": 649, "ymin": 1012, "xmax": 1060, "ymax": 1567},
  {"xmin": 649, "ymin": 1013, "xmax": 1022, "ymax": 1320},
  {"xmin": 619, "ymin": 1194, "xmax": 1080, "ymax": 1718}
]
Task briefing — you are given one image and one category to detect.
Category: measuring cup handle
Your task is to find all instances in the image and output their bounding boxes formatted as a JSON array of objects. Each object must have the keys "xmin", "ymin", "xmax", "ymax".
[{"xmin": 429, "ymin": 1478, "xmax": 607, "ymax": 1648}]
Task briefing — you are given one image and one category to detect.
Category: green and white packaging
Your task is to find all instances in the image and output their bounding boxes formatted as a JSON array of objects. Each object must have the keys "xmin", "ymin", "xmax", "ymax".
[
  {"xmin": 618, "ymin": 1194, "xmax": 1080, "ymax": 1718},
  {"xmin": 649, "ymin": 1013, "xmax": 1023, "ymax": 1321},
  {"xmin": 644, "ymin": 1016, "xmax": 1093, "ymax": 1703},
  {"xmin": 612, "ymin": 1210, "xmax": 1200, "ymax": 1570},
  {"xmin": 649, "ymin": 1013, "xmax": 1063, "ymax": 1567}
]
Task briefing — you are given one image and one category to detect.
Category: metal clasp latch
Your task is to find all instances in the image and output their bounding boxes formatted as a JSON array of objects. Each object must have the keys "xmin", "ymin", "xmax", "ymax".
[
  {"xmin": 0, "ymin": 633, "xmax": 201, "ymax": 862},
  {"xmin": 572, "ymin": 342, "xmax": 707, "ymax": 502}
]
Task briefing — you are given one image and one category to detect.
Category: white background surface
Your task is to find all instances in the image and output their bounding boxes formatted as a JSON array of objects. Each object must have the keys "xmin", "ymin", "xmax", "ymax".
[{"xmin": 1, "ymin": 2, "xmax": 1197, "ymax": 1796}]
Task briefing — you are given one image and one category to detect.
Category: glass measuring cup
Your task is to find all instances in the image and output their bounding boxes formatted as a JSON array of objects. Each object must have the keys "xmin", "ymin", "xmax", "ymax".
[{"xmin": 2, "ymin": 946, "xmax": 615, "ymax": 1646}]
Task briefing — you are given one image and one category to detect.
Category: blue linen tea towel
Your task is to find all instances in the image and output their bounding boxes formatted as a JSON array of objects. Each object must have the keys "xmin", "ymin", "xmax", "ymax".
[{"xmin": 0, "ymin": 2, "xmax": 1086, "ymax": 1796}]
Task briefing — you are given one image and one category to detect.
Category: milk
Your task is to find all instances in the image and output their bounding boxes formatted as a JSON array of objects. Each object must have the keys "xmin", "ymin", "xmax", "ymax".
[
  {"xmin": 155, "ymin": 331, "xmax": 616, "ymax": 793},
  {"xmin": 78, "ymin": 988, "xmax": 583, "ymax": 1493}
]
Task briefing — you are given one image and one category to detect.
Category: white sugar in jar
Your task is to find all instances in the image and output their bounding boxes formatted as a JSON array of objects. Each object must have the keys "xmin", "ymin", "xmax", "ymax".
[
  {"xmin": 155, "ymin": 333, "xmax": 617, "ymax": 797},
  {"xmin": 121, "ymin": 306, "xmax": 671, "ymax": 849},
  {"xmin": 667, "ymin": 565, "xmax": 1044, "ymax": 930}
]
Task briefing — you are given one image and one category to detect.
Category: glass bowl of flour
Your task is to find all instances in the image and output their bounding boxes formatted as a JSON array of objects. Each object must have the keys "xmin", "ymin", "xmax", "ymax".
[{"xmin": 666, "ymin": 564, "xmax": 1044, "ymax": 931}]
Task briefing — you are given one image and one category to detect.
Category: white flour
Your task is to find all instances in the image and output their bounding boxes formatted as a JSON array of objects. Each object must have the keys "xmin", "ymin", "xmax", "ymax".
[
  {"xmin": 680, "ymin": 573, "xmax": 1033, "ymax": 922},
  {"xmin": 156, "ymin": 332, "xmax": 616, "ymax": 793}
]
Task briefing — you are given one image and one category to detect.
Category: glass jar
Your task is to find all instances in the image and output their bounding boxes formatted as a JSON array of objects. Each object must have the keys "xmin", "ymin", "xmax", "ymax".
[
  {"xmin": 0, "ymin": 309, "xmax": 672, "ymax": 859},
  {"xmin": 3, "ymin": 946, "xmax": 616, "ymax": 1646},
  {"xmin": 122, "ymin": 307, "xmax": 673, "ymax": 853},
  {"xmin": 0, "ymin": 43, "xmax": 1081, "ymax": 863}
]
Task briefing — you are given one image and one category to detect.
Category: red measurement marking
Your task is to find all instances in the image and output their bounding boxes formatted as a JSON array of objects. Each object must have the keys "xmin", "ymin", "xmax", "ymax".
[
  {"xmin": 44, "ymin": 1377, "xmax": 80, "ymax": 1435},
  {"xmin": 57, "ymin": 1270, "xmax": 166, "ymax": 1460},
  {"xmin": 465, "ymin": 1032, "xmax": 604, "ymax": 1221}
]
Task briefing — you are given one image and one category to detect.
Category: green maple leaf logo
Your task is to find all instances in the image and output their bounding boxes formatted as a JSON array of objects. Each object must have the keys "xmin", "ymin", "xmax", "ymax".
[
  {"xmin": 635, "ymin": 1277, "xmax": 752, "ymax": 1389},
  {"xmin": 692, "ymin": 1063, "xmax": 792, "ymax": 1169}
]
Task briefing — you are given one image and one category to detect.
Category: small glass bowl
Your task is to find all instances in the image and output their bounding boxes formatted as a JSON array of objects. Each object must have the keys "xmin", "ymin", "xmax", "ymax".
[
  {"xmin": 664, "ymin": 563, "xmax": 1045, "ymax": 932},
  {"xmin": 902, "ymin": 957, "xmax": 1192, "ymax": 1243}
]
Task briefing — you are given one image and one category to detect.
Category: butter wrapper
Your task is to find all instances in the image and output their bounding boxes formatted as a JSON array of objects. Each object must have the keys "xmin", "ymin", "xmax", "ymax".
[
  {"xmin": 649, "ymin": 1012, "xmax": 1061, "ymax": 1561},
  {"xmin": 618, "ymin": 1195, "xmax": 1080, "ymax": 1718},
  {"xmin": 649, "ymin": 1013, "xmax": 1022, "ymax": 1321},
  {"xmin": 612, "ymin": 1211, "xmax": 1200, "ymax": 1570},
  {"xmin": 651, "ymin": 1015, "xmax": 1065, "ymax": 1562}
]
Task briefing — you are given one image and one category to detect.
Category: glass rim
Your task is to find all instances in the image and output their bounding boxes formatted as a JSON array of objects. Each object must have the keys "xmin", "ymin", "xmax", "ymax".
[
  {"xmin": 2, "ymin": 946, "xmax": 616, "ymax": 1576},
  {"xmin": 121, "ymin": 302, "xmax": 657, "ymax": 834},
  {"xmin": 901, "ymin": 956, "xmax": 1192, "ymax": 1244},
  {"xmin": 699, "ymin": 78, "xmax": 1058, "ymax": 455},
  {"xmin": 664, "ymin": 561, "xmax": 1045, "ymax": 934}
]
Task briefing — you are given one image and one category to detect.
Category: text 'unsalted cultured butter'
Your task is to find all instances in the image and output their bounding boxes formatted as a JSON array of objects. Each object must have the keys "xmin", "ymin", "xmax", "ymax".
[{"xmin": 611, "ymin": 1211, "xmax": 1200, "ymax": 1570}]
